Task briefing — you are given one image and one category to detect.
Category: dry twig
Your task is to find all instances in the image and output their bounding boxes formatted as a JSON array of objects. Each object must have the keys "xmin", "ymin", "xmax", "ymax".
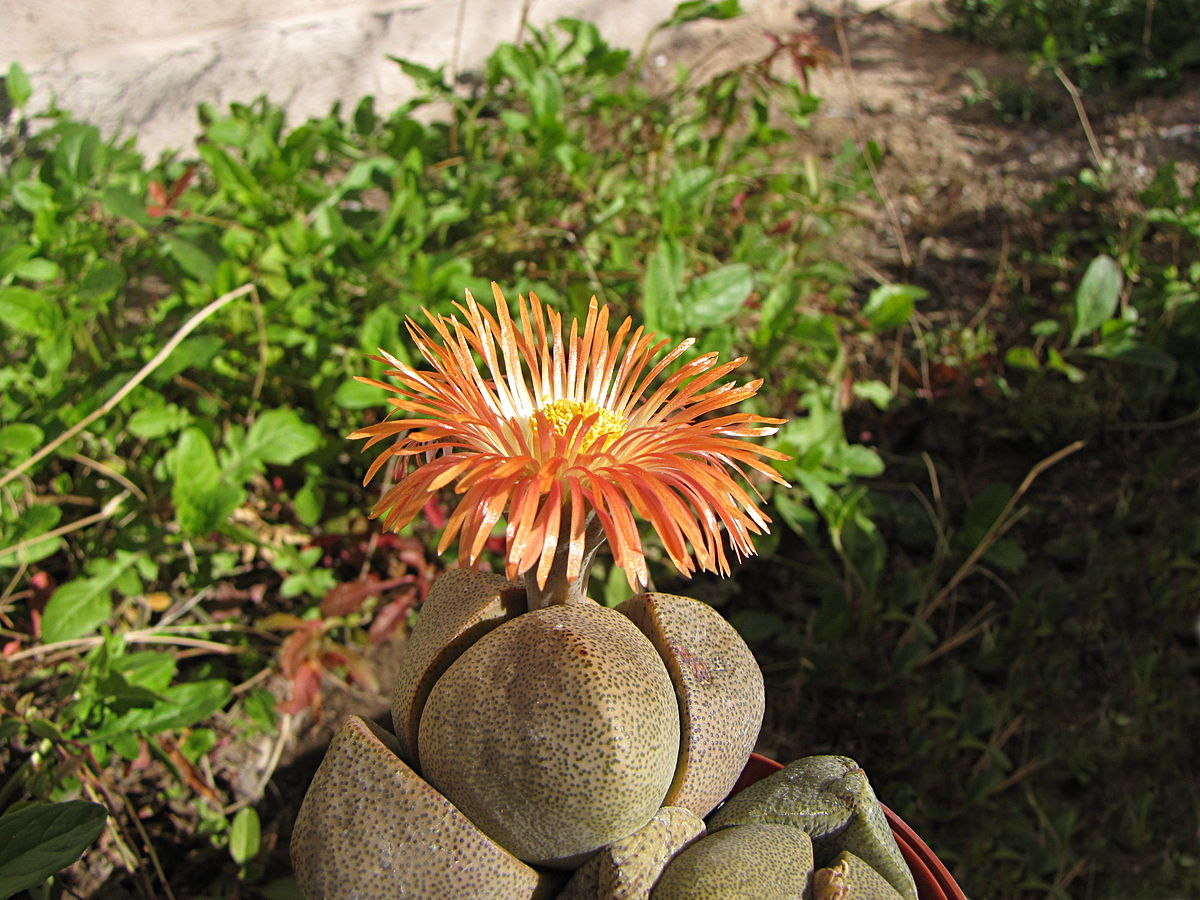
[{"xmin": 0, "ymin": 283, "xmax": 256, "ymax": 492}]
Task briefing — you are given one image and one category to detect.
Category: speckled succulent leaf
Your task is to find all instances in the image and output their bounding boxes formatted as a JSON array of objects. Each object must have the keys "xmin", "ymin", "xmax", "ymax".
[
  {"xmin": 558, "ymin": 806, "xmax": 705, "ymax": 900},
  {"xmin": 290, "ymin": 715, "xmax": 548, "ymax": 900},
  {"xmin": 390, "ymin": 568, "xmax": 525, "ymax": 764},
  {"xmin": 617, "ymin": 592, "xmax": 764, "ymax": 817},
  {"xmin": 417, "ymin": 604, "xmax": 681, "ymax": 868},
  {"xmin": 707, "ymin": 755, "xmax": 918, "ymax": 900},
  {"xmin": 814, "ymin": 851, "xmax": 907, "ymax": 900},
  {"xmin": 650, "ymin": 823, "xmax": 814, "ymax": 899}
]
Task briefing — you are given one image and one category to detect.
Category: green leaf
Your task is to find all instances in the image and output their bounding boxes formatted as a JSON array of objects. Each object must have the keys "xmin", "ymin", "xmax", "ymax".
[
  {"xmin": 54, "ymin": 124, "xmax": 101, "ymax": 182},
  {"xmin": 11, "ymin": 181, "xmax": 53, "ymax": 214},
  {"xmin": 683, "ymin": 264, "xmax": 753, "ymax": 328},
  {"xmin": 174, "ymin": 427, "xmax": 219, "ymax": 484},
  {"xmin": 0, "ymin": 245, "xmax": 36, "ymax": 279},
  {"xmin": 42, "ymin": 581, "xmax": 110, "ymax": 644},
  {"xmin": 241, "ymin": 689, "xmax": 280, "ymax": 734},
  {"xmin": 150, "ymin": 334, "xmax": 224, "ymax": 385},
  {"xmin": 0, "ymin": 287, "xmax": 61, "ymax": 338},
  {"xmin": 962, "ymin": 483, "xmax": 1012, "ymax": 547},
  {"xmin": 643, "ymin": 239, "xmax": 684, "ymax": 336},
  {"xmin": 1045, "ymin": 347, "xmax": 1086, "ymax": 383},
  {"xmin": 863, "ymin": 284, "xmax": 925, "ymax": 332},
  {"xmin": 239, "ymin": 408, "xmax": 322, "ymax": 470},
  {"xmin": 528, "ymin": 70, "xmax": 564, "ymax": 131},
  {"xmin": 850, "ymin": 380, "xmax": 893, "ymax": 410},
  {"xmin": 728, "ymin": 609, "xmax": 784, "ymax": 643},
  {"xmin": 229, "ymin": 807, "xmax": 261, "ymax": 865},
  {"xmin": 0, "ymin": 423, "xmax": 44, "ymax": 459},
  {"xmin": 102, "ymin": 186, "xmax": 152, "ymax": 226},
  {"xmin": 834, "ymin": 444, "xmax": 885, "ymax": 478},
  {"xmin": 358, "ymin": 306, "xmax": 402, "ymax": 356},
  {"xmin": 120, "ymin": 651, "xmax": 177, "ymax": 692},
  {"xmin": 661, "ymin": 0, "xmax": 743, "ymax": 30},
  {"xmin": 161, "ymin": 235, "xmax": 219, "ymax": 283},
  {"xmin": 985, "ymin": 538, "xmax": 1027, "ymax": 572},
  {"xmin": 1070, "ymin": 254, "xmax": 1122, "ymax": 345},
  {"xmin": 5, "ymin": 62, "xmax": 32, "ymax": 109},
  {"xmin": 0, "ymin": 801, "xmax": 107, "ymax": 898},
  {"xmin": 87, "ymin": 679, "xmax": 231, "ymax": 741},
  {"xmin": 333, "ymin": 378, "xmax": 384, "ymax": 410},
  {"xmin": 293, "ymin": 478, "xmax": 323, "ymax": 527},
  {"xmin": 41, "ymin": 553, "xmax": 142, "ymax": 644},
  {"xmin": 1095, "ymin": 342, "xmax": 1178, "ymax": 371},
  {"xmin": 664, "ymin": 165, "xmax": 715, "ymax": 209},
  {"xmin": 127, "ymin": 404, "xmax": 192, "ymax": 439},
  {"xmin": 1030, "ymin": 319, "xmax": 1060, "ymax": 338},
  {"xmin": 388, "ymin": 57, "xmax": 451, "ymax": 93},
  {"xmin": 0, "ymin": 505, "xmax": 62, "ymax": 570},
  {"xmin": 173, "ymin": 428, "xmax": 243, "ymax": 536},
  {"xmin": 180, "ymin": 728, "xmax": 218, "ymax": 762},
  {"xmin": 13, "ymin": 258, "xmax": 60, "ymax": 282},
  {"xmin": 153, "ymin": 679, "xmax": 233, "ymax": 731},
  {"xmin": 1004, "ymin": 346, "xmax": 1041, "ymax": 371}
]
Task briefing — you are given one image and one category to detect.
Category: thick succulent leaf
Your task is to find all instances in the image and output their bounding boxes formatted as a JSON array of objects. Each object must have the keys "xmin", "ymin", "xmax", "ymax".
[
  {"xmin": 708, "ymin": 755, "xmax": 917, "ymax": 900},
  {"xmin": 617, "ymin": 592, "xmax": 764, "ymax": 818},
  {"xmin": 559, "ymin": 806, "xmax": 704, "ymax": 899},
  {"xmin": 291, "ymin": 715, "xmax": 546, "ymax": 899}
]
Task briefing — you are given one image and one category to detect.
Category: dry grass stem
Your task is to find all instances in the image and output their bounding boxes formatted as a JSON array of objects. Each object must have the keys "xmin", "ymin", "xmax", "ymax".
[{"xmin": 0, "ymin": 283, "xmax": 256, "ymax": 491}]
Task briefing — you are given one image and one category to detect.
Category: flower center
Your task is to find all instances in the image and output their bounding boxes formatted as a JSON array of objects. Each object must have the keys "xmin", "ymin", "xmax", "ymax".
[{"xmin": 531, "ymin": 398, "xmax": 627, "ymax": 452}]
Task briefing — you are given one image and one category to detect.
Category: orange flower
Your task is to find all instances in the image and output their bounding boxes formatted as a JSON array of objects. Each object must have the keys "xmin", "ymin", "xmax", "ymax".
[{"xmin": 350, "ymin": 284, "xmax": 788, "ymax": 604}]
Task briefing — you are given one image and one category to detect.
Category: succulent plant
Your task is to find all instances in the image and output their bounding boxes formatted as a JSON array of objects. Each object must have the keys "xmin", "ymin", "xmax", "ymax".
[
  {"xmin": 292, "ymin": 569, "xmax": 764, "ymax": 892},
  {"xmin": 292, "ymin": 287, "xmax": 784, "ymax": 897},
  {"xmin": 291, "ymin": 288, "xmax": 944, "ymax": 897},
  {"xmin": 706, "ymin": 755, "xmax": 918, "ymax": 900}
]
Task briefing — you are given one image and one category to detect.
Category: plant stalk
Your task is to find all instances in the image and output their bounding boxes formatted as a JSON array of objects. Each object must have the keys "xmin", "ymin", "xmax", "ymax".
[{"xmin": 523, "ymin": 510, "xmax": 607, "ymax": 609}]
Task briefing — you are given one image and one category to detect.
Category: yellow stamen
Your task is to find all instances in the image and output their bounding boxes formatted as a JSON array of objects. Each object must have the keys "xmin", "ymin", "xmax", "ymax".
[{"xmin": 531, "ymin": 398, "xmax": 627, "ymax": 452}]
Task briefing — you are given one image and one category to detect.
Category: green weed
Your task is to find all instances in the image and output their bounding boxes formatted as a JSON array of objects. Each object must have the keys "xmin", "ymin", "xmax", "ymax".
[{"xmin": 0, "ymin": 3, "xmax": 913, "ymax": 892}]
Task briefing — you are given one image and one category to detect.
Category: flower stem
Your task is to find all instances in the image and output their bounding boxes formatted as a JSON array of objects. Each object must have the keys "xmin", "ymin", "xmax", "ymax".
[{"xmin": 523, "ymin": 512, "xmax": 607, "ymax": 609}]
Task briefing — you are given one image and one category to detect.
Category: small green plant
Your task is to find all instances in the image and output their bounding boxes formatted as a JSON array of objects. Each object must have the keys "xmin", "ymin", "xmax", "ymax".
[
  {"xmin": 1002, "ymin": 162, "xmax": 1199, "ymax": 430},
  {"xmin": 948, "ymin": 0, "xmax": 1200, "ymax": 95}
]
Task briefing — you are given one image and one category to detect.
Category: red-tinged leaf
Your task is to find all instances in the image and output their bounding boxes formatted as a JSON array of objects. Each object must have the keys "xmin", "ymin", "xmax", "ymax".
[
  {"xmin": 394, "ymin": 535, "xmax": 428, "ymax": 572},
  {"xmin": 840, "ymin": 374, "xmax": 854, "ymax": 409},
  {"xmin": 278, "ymin": 629, "xmax": 315, "ymax": 678},
  {"xmin": 129, "ymin": 738, "xmax": 151, "ymax": 772},
  {"xmin": 930, "ymin": 362, "xmax": 962, "ymax": 387},
  {"xmin": 3, "ymin": 640, "xmax": 18, "ymax": 658},
  {"xmin": 278, "ymin": 663, "xmax": 322, "ymax": 715},
  {"xmin": 162, "ymin": 737, "xmax": 219, "ymax": 802},
  {"xmin": 147, "ymin": 166, "xmax": 195, "ymax": 218},
  {"xmin": 168, "ymin": 165, "xmax": 196, "ymax": 204},
  {"xmin": 767, "ymin": 214, "xmax": 798, "ymax": 236},
  {"xmin": 319, "ymin": 575, "xmax": 409, "ymax": 617},
  {"xmin": 321, "ymin": 645, "xmax": 379, "ymax": 692},
  {"xmin": 368, "ymin": 589, "xmax": 417, "ymax": 644},
  {"xmin": 423, "ymin": 495, "xmax": 447, "ymax": 529}
]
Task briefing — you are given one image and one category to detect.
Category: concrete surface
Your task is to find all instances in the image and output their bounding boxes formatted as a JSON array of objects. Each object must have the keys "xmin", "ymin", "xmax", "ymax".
[
  {"xmin": 2, "ymin": 0, "xmax": 943, "ymax": 156},
  {"xmin": 1, "ymin": 0, "xmax": 684, "ymax": 155}
]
